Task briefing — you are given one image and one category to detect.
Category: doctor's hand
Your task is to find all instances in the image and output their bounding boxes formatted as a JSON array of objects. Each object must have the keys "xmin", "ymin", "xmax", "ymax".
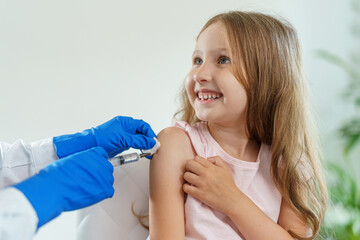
[
  {"xmin": 53, "ymin": 116, "xmax": 157, "ymax": 158},
  {"xmin": 13, "ymin": 147, "xmax": 114, "ymax": 228},
  {"xmin": 183, "ymin": 156, "xmax": 242, "ymax": 215}
]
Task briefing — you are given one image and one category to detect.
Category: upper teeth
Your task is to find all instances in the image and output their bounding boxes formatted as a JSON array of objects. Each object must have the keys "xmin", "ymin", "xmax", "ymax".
[{"xmin": 198, "ymin": 92, "xmax": 221, "ymax": 101}]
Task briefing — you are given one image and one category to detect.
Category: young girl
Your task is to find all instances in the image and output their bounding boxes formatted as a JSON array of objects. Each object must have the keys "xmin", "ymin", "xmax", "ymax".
[{"xmin": 148, "ymin": 11, "xmax": 328, "ymax": 240}]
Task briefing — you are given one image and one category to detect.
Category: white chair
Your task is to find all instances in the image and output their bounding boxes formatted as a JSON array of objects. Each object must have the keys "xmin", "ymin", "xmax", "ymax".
[{"xmin": 77, "ymin": 158, "xmax": 150, "ymax": 240}]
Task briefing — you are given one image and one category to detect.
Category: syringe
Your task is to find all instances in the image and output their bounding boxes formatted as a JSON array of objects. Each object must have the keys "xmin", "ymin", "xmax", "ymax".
[{"xmin": 108, "ymin": 152, "xmax": 151, "ymax": 167}]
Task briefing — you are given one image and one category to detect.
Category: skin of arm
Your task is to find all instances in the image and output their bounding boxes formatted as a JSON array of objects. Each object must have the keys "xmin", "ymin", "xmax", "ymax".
[
  {"xmin": 183, "ymin": 155, "xmax": 310, "ymax": 240},
  {"xmin": 149, "ymin": 127, "xmax": 195, "ymax": 240},
  {"xmin": 278, "ymin": 196, "xmax": 312, "ymax": 238}
]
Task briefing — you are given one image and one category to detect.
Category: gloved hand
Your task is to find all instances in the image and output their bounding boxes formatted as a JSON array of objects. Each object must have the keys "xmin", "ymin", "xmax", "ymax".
[
  {"xmin": 13, "ymin": 147, "xmax": 114, "ymax": 228},
  {"xmin": 53, "ymin": 116, "xmax": 156, "ymax": 158}
]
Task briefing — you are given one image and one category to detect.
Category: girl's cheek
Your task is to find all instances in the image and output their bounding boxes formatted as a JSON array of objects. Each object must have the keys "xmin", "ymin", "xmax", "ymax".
[
  {"xmin": 185, "ymin": 77, "xmax": 195, "ymax": 97},
  {"xmin": 186, "ymin": 87, "xmax": 195, "ymax": 103}
]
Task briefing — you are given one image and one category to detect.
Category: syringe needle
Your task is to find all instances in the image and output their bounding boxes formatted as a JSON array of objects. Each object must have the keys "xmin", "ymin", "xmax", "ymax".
[{"xmin": 139, "ymin": 152, "xmax": 151, "ymax": 158}]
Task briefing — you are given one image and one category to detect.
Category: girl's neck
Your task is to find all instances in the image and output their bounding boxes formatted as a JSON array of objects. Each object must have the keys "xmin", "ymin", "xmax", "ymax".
[{"xmin": 207, "ymin": 121, "xmax": 260, "ymax": 162}]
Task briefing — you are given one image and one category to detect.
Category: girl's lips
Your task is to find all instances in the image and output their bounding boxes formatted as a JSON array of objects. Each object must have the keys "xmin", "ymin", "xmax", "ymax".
[
  {"xmin": 195, "ymin": 89, "xmax": 222, "ymax": 94},
  {"xmin": 195, "ymin": 90, "xmax": 223, "ymax": 104},
  {"xmin": 195, "ymin": 90, "xmax": 223, "ymax": 99}
]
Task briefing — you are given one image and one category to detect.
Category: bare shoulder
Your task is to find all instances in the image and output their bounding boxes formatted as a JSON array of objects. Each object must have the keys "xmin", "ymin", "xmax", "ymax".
[
  {"xmin": 150, "ymin": 126, "xmax": 195, "ymax": 187},
  {"xmin": 156, "ymin": 126, "xmax": 195, "ymax": 159},
  {"xmin": 157, "ymin": 126, "xmax": 192, "ymax": 147}
]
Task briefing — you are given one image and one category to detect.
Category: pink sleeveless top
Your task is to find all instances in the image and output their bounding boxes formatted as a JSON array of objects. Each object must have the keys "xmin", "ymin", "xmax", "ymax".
[{"xmin": 175, "ymin": 121, "xmax": 282, "ymax": 240}]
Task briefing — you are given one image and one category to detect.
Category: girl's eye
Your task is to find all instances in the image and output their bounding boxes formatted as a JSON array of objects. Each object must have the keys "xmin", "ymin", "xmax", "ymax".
[
  {"xmin": 218, "ymin": 56, "xmax": 230, "ymax": 64},
  {"xmin": 193, "ymin": 57, "xmax": 203, "ymax": 65}
]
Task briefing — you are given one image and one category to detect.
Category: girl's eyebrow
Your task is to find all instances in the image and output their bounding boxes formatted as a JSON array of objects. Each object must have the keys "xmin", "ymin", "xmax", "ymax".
[{"xmin": 192, "ymin": 48, "xmax": 229, "ymax": 56}]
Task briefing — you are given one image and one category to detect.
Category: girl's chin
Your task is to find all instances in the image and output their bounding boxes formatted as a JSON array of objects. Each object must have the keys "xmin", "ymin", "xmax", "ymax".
[
  {"xmin": 196, "ymin": 112, "xmax": 243, "ymax": 126},
  {"xmin": 195, "ymin": 112, "xmax": 218, "ymax": 123}
]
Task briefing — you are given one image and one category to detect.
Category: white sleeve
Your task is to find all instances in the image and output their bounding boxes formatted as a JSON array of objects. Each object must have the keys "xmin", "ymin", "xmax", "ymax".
[
  {"xmin": 0, "ymin": 139, "xmax": 59, "ymax": 189},
  {"xmin": 0, "ymin": 187, "xmax": 38, "ymax": 240}
]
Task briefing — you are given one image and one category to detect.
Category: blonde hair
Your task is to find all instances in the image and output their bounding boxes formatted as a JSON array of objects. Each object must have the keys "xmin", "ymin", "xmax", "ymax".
[{"xmin": 175, "ymin": 11, "xmax": 328, "ymax": 239}]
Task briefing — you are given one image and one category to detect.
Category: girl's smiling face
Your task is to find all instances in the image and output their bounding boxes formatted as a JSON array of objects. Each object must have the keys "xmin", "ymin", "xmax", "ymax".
[{"xmin": 185, "ymin": 22, "xmax": 248, "ymax": 127}]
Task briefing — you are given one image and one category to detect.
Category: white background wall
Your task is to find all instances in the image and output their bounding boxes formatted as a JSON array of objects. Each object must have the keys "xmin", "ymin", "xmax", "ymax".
[{"xmin": 0, "ymin": 0, "xmax": 355, "ymax": 239}]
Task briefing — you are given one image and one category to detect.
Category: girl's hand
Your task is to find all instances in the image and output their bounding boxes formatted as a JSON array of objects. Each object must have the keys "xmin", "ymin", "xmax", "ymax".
[{"xmin": 183, "ymin": 156, "xmax": 242, "ymax": 214}]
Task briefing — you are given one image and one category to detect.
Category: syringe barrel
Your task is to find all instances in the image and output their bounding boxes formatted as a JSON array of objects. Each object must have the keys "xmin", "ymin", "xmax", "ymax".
[{"xmin": 109, "ymin": 153, "xmax": 139, "ymax": 167}]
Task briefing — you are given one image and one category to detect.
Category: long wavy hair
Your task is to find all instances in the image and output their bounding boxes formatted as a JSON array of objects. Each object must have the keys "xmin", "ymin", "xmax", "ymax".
[{"xmin": 175, "ymin": 11, "xmax": 328, "ymax": 239}]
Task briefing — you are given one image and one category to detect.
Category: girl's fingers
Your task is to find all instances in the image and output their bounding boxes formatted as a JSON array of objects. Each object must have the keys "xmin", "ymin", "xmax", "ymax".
[
  {"xmin": 183, "ymin": 183, "xmax": 200, "ymax": 198},
  {"xmin": 194, "ymin": 156, "xmax": 212, "ymax": 167},
  {"xmin": 184, "ymin": 171, "xmax": 202, "ymax": 187},
  {"xmin": 186, "ymin": 160, "xmax": 205, "ymax": 175},
  {"xmin": 208, "ymin": 156, "xmax": 228, "ymax": 168}
]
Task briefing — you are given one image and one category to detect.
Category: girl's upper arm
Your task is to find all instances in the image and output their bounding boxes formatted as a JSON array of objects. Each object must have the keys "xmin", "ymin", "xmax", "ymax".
[
  {"xmin": 278, "ymin": 197, "xmax": 312, "ymax": 238},
  {"xmin": 149, "ymin": 127, "xmax": 195, "ymax": 240}
]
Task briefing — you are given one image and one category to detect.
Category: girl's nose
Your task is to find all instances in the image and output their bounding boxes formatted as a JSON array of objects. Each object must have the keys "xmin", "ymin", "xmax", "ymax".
[{"xmin": 193, "ymin": 64, "xmax": 212, "ymax": 83}]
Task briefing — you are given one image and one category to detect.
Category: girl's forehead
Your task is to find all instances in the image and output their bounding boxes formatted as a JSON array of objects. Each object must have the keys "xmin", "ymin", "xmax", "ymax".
[{"xmin": 195, "ymin": 23, "xmax": 229, "ymax": 52}]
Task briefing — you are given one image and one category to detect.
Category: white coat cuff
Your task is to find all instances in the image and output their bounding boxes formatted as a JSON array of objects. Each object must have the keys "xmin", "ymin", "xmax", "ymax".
[{"xmin": 30, "ymin": 138, "xmax": 59, "ymax": 173}]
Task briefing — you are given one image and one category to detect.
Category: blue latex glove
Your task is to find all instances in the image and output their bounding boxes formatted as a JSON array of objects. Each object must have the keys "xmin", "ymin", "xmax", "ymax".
[
  {"xmin": 13, "ymin": 147, "xmax": 114, "ymax": 228},
  {"xmin": 53, "ymin": 116, "xmax": 156, "ymax": 158}
]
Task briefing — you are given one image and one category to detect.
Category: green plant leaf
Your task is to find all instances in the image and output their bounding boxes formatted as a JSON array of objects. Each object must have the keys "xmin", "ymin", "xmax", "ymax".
[
  {"xmin": 344, "ymin": 134, "xmax": 360, "ymax": 155},
  {"xmin": 339, "ymin": 119, "xmax": 360, "ymax": 155},
  {"xmin": 356, "ymin": 97, "xmax": 360, "ymax": 106},
  {"xmin": 315, "ymin": 50, "xmax": 360, "ymax": 82}
]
